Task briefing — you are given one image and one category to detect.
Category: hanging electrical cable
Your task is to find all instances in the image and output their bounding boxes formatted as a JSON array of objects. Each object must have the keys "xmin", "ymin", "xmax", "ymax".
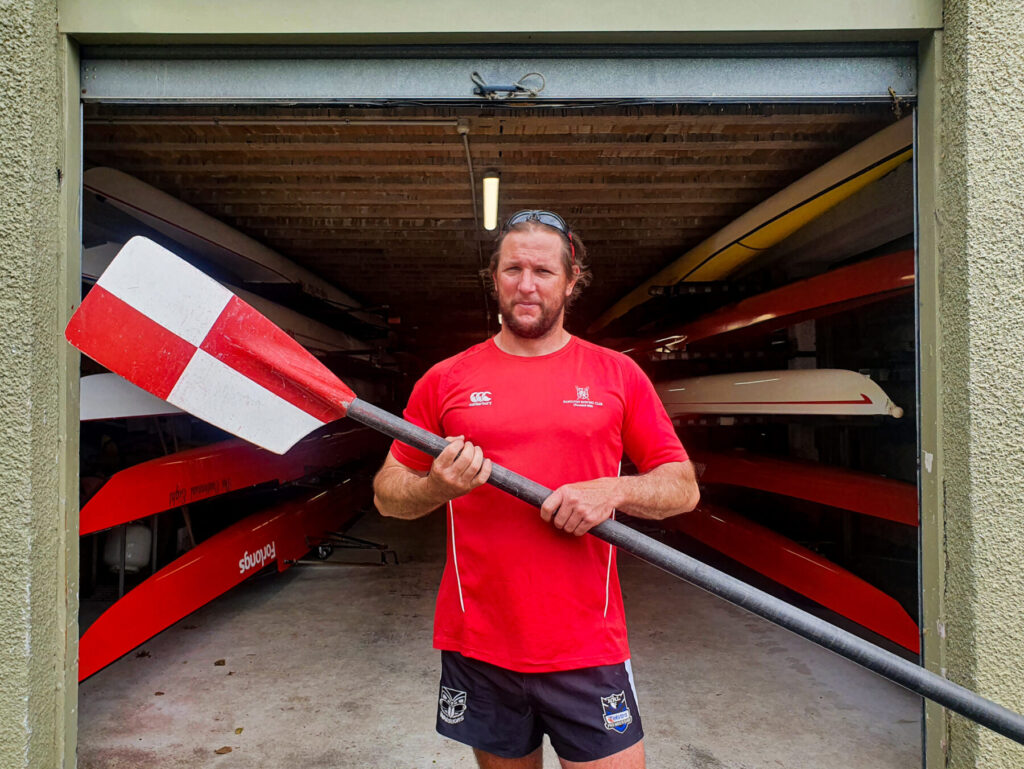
[{"xmin": 458, "ymin": 120, "xmax": 493, "ymax": 337}]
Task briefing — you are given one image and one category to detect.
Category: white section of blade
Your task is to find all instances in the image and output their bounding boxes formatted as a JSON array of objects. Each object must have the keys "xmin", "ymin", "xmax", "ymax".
[
  {"xmin": 167, "ymin": 349, "xmax": 325, "ymax": 454},
  {"xmin": 96, "ymin": 236, "xmax": 233, "ymax": 347},
  {"xmin": 80, "ymin": 373, "xmax": 184, "ymax": 421}
]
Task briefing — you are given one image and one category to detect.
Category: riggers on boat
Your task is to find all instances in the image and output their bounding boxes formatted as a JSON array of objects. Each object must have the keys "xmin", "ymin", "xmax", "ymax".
[
  {"xmin": 78, "ymin": 480, "xmax": 370, "ymax": 681},
  {"xmin": 588, "ymin": 116, "xmax": 913, "ymax": 335},
  {"xmin": 618, "ymin": 249, "xmax": 915, "ymax": 357}
]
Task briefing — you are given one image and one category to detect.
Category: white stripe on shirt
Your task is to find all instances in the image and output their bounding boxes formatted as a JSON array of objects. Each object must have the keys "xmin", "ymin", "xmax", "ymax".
[
  {"xmin": 604, "ymin": 461, "xmax": 622, "ymax": 617},
  {"xmin": 448, "ymin": 500, "xmax": 465, "ymax": 613}
]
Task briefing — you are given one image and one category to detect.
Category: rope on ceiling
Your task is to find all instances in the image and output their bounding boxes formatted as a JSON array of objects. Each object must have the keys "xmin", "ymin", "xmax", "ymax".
[{"xmin": 458, "ymin": 120, "xmax": 493, "ymax": 337}]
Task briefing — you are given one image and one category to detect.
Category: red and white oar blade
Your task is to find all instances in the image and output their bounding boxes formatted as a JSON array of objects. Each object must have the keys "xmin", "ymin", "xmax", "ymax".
[{"xmin": 65, "ymin": 236, "xmax": 356, "ymax": 453}]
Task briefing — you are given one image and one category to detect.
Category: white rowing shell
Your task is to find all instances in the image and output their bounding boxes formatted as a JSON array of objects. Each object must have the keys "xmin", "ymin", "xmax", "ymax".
[
  {"xmin": 81, "ymin": 373, "xmax": 184, "ymax": 421},
  {"xmin": 656, "ymin": 369, "xmax": 903, "ymax": 418},
  {"xmin": 84, "ymin": 241, "xmax": 364, "ymax": 357},
  {"xmin": 83, "ymin": 167, "xmax": 384, "ymax": 330}
]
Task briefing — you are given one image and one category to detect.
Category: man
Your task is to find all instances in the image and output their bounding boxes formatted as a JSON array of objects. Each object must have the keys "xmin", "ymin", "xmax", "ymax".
[{"xmin": 373, "ymin": 210, "xmax": 699, "ymax": 768}]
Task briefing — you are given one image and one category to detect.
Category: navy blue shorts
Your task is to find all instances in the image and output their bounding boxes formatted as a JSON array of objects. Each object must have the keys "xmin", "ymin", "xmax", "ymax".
[{"xmin": 436, "ymin": 651, "xmax": 643, "ymax": 762}]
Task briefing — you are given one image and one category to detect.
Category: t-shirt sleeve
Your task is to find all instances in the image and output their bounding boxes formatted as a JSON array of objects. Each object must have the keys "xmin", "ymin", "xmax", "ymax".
[
  {"xmin": 388, "ymin": 364, "xmax": 445, "ymax": 472},
  {"xmin": 620, "ymin": 357, "xmax": 688, "ymax": 473}
]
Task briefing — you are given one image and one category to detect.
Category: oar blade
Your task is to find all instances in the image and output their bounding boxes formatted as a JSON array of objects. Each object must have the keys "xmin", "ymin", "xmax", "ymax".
[{"xmin": 66, "ymin": 236, "xmax": 356, "ymax": 453}]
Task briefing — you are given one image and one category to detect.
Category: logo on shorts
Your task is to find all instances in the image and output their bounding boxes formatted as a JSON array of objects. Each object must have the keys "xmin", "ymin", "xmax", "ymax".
[
  {"xmin": 469, "ymin": 391, "xmax": 492, "ymax": 406},
  {"xmin": 600, "ymin": 691, "xmax": 633, "ymax": 733},
  {"xmin": 439, "ymin": 686, "xmax": 468, "ymax": 724}
]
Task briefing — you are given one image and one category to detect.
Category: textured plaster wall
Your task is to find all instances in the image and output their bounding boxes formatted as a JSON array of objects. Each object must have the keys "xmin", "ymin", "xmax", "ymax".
[
  {"xmin": 941, "ymin": 0, "xmax": 1024, "ymax": 766},
  {"xmin": 2, "ymin": 1, "xmax": 1021, "ymax": 767},
  {"xmin": 0, "ymin": 1, "xmax": 64, "ymax": 767}
]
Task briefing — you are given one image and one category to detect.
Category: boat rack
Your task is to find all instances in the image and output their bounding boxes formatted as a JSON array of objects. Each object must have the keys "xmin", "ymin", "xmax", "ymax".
[
  {"xmin": 304, "ymin": 530, "xmax": 399, "ymax": 566},
  {"xmin": 648, "ymin": 280, "xmax": 765, "ymax": 299}
]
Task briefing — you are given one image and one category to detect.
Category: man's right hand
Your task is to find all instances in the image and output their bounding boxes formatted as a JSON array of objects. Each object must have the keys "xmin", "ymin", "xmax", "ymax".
[{"xmin": 427, "ymin": 436, "xmax": 492, "ymax": 500}]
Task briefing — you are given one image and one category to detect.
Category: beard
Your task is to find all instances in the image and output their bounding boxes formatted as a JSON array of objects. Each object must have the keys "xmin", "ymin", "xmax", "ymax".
[{"xmin": 498, "ymin": 294, "xmax": 566, "ymax": 339}]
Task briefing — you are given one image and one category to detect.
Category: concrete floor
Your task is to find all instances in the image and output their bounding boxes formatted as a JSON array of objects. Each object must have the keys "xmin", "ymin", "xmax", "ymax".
[{"xmin": 78, "ymin": 511, "xmax": 922, "ymax": 768}]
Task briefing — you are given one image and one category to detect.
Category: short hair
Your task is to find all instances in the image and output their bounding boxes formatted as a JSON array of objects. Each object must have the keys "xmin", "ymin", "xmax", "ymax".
[{"xmin": 483, "ymin": 219, "xmax": 593, "ymax": 310}]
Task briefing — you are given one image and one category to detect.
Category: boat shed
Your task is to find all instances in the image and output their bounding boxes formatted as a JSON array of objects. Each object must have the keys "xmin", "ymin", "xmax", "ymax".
[{"xmin": 2, "ymin": 1, "xmax": 1024, "ymax": 767}]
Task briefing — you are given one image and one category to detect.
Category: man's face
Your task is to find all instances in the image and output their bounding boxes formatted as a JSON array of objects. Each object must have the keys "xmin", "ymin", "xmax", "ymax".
[{"xmin": 493, "ymin": 228, "xmax": 577, "ymax": 340}]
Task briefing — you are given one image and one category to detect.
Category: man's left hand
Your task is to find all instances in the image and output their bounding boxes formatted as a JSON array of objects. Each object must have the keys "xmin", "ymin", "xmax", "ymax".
[{"xmin": 540, "ymin": 478, "xmax": 621, "ymax": 537}]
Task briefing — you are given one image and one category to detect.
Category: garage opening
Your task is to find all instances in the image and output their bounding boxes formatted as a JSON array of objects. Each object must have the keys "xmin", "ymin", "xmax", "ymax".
[{"xmin": 75, "ymin": 46, "xmax": 921, "ymax": 768}]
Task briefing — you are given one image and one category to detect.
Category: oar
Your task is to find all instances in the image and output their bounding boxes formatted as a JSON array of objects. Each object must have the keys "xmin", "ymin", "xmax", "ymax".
[{"xmin": 66, "ymin": 236, "xmax": 1024, "ymax": 746}]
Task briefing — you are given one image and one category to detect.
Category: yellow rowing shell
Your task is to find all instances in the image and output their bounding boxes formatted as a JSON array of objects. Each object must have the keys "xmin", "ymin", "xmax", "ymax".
[{"xmin": 588, "ymin": 116, "xmax": 913, "ymax": 335}]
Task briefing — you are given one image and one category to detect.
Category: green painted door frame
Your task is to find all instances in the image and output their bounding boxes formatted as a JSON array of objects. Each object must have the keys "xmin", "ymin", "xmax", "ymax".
[{"xmin": 916, "ymin": 32, "xmax": 945, "ymax": 768}]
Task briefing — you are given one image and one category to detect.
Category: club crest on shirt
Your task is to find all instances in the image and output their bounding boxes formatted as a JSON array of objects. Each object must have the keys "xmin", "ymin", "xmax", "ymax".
[
  {"xmin": 600, "ymin": 691, "xmax": 633, "ymax": 733},
  {"xmin": 563, "ymin": 384, "xmax": 603, "ymax": 409},
  {"xmin": 439, "ymin": 686, "xmax": 468, "ymax": 724}
]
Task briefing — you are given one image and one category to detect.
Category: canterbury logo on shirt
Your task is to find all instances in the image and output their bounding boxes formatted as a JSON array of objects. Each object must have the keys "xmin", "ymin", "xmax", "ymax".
[{"xmin": 469, "ymin": 391, "xmax": 492, "ymax": 406}]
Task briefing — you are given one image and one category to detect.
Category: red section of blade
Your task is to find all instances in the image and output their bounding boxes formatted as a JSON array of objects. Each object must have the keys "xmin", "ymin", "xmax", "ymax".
[
  {"xmin": 694, "ymin": 451, "xmax": 917, "ymax": 526},
  {"xmin": 65, "ymin": 285, "xmax": 196, "ymax": 399},
  {"xmin": 78, "ymin": 481, "xmax": 369, "ymax": 681},
  {"xmin": 664, "ymin": 503, "xmax": 920, "ymax": 652},
  {"xmin": 80, "ymin": 426, "xmax": 387, "ymax": 535},
  {"xmin": 201, "ymin": 295, "xmax": 354, "ymax": 422}
]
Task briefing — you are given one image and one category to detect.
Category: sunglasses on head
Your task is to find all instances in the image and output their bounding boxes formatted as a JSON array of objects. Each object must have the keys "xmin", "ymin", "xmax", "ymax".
[{"xmin": 503, "ymin": 210, "xmax": 576, "ymax": 265}]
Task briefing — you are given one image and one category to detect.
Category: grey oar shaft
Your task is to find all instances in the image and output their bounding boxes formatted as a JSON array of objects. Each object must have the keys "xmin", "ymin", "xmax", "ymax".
[{"xmin": 345, "ymin": 397, "xmax": 1024, "ymax": 746}]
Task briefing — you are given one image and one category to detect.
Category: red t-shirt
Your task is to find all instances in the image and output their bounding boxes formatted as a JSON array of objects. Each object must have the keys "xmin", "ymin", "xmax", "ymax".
[{"xmin": 389, "ymin": 336, "xmax": 687, "ymax": 672}]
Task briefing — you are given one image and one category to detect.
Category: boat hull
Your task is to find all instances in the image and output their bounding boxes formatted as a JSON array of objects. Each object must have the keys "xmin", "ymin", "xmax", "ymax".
[
  {"xmin": 622, "ymin": 250, "xmax": 914, "ymax": 356},
  {"xmin": 81, "ymin": 372, "xmax": 184, "ymax": 421},
  {"xmin": 589, "ymin": 117, "xmax": 913, "ymax": 334},
  {"xmin": 663, "ymin": 503, "xmax": 920, "ymax": 652},
  {"xmin": 78, "ymin": 481, "xmax": 369, "ymax": 681},
  {"xmin": 83, "ymin": 167, "xmax": 383, "ymax": 331},
  {"xmin": 84, "ymin": 241, "xmax": 366, "ymax": 357},
  {"xmin": 81, "ymin": 425, "xmax": 385, "ymax": 535},
  {"xmin": 693, "ymin": 451, "xmax": 917, "ymax": 526},
  {"xmin": 656, "ymin": 369, "xmax": 904, "ymax": 418}
]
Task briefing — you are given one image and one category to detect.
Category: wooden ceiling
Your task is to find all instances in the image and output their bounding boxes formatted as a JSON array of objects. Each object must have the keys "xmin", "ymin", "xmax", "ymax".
[{"xmin": 83, "ymin": 102, "xmax": 899, "ymax": 366}]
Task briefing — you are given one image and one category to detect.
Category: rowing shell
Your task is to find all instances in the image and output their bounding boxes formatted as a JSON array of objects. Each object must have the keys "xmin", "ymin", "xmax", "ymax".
[
  {"xmin": 83, "ymin": 167, "xmax": 384, "ymax": 330},
  {"xmin": 588, "ymin": 116, "xmax": 913, "ymax": 334},
  {"xmin": 662, "ymin": 502, "xmax": 919, "ymax": 652},
  {"xmin": 80, "ymin": 425, "xmax": 386, "ymax": 535},
  {"xmin": 78, "ymin": 480, "xmax": 369, "ymax": 681},
  {"xmin": 84, "ymin": 241, "xmax": 367, "ymax": 357},
  {"xmin": 81, "ymin": 373, "xmax": 183, "ymax": 421},
  {"xmin": 656, "ymin": 369, "xmax": 904, "ymax": 418},
  {"xmin": 693, "ymin": 450, "xmax": 917, "ymax": 526},
  {"xmin": 621, "ymin": 249, "xmax": 915, "ymax": 356}
]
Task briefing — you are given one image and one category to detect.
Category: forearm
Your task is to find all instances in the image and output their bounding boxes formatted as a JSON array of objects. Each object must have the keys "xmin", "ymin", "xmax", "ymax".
[
  {"xmin": 613, "ymin": 461, "xmax": 700, "ymax": 520},
  {"xmin": 541, "ymin": 460, "xmax": 699, "ymax": 536},
  {"xmin": 373, "ymin": 465, "xmax": 450, "ymax": 519}
]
